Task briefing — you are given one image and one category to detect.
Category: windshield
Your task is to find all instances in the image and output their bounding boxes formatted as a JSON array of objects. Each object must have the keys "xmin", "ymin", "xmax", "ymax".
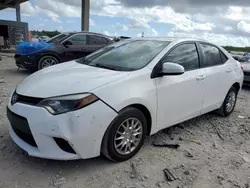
[
  {"xmin": 47, "ymin": 33, "xmax": 70, "ymax": 43},
  {"xmin": 77, "ymin": 40, "xmax": 169, "ymax": 71}
]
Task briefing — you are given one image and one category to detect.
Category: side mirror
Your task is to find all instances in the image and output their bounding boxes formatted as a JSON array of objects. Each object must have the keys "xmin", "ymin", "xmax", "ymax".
[
  {"xmin": 63, "ymin": 40, "xmax": 73, "ymax": 46},
  {"xmin": 161, "ymin": 62, "xmax": 185, "ymax": 76}
]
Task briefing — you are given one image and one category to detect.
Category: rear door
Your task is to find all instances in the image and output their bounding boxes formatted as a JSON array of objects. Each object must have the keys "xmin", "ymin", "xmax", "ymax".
[
  {"xmin": 198, "ymin": 43, "xmax": 234, "ymax": 113},
  {"xmin": 84, "ymin": 35, "xmax": 107, "ymax": 55}
]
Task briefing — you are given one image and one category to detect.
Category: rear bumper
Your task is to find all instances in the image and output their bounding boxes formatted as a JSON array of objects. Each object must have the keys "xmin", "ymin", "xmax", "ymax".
[{"xmin": 15, "ymin": 54, "xmax": 38, "ymax": 69}]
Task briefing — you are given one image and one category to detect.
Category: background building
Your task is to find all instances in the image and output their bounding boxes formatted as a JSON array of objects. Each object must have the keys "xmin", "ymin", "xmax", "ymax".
[{"xmin": 0, "ymin": 0, "xmax": 29, "ymax": 47}]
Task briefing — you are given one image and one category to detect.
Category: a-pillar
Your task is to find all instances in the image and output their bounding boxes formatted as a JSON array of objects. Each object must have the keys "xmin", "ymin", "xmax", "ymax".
[{"xmin": 81, "ymin": 0, "xmax": 90, "ymax": 31}]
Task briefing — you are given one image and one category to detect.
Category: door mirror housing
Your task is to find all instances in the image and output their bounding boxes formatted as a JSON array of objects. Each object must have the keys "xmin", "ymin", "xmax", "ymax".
[
  {"xmin": 63, "ymin": 40, "xmax": 73, "ymax": 46},
  {"xmin": 161, "ymin": 62, "xmax": 185, "ymax": 76}
]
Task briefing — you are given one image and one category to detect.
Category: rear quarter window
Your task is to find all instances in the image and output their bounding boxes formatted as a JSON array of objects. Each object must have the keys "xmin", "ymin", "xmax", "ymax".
[{"xmin": 220, "ymin": 52, "xmax": 229, "ymax": 63}]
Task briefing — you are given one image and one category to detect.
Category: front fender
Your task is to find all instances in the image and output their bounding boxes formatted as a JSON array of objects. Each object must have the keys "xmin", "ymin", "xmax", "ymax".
[{"xmin": 93, "ymin": 71, "xmax": 158, "ymax": 135}]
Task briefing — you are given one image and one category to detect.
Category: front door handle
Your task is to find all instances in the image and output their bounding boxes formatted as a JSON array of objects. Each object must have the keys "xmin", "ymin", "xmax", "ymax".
[
  {"xmin": 226, "ymin": 68, "xmax": 232, "ymax": 73},
  {"xmin": 82, "ymin": 48, "xmax": 87, "ymax": 51},
  {"xmin": 196, "ymin": 75, "xmax": 205, "ymax": 81}
]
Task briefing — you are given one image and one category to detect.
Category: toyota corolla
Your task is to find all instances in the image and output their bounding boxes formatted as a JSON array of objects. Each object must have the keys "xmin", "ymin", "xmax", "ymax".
[{"xmin": 7, "ymin": 38, "xmax": 244, "ymax": 162}]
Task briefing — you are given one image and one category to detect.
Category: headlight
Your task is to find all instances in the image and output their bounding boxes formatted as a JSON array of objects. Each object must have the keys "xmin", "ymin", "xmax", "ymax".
[{"xmin": 38, "ymin": 93, "xmax": 98, "ymax": 115}]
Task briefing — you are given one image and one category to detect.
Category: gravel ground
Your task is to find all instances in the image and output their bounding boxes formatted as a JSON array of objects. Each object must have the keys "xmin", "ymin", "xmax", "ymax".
[{"xmin": 0, "ymin": 55, "xmax": 250, "ymax": 188}]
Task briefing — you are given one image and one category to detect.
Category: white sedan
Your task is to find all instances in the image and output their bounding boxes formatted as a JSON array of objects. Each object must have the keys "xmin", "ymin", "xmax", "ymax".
[{"xmin": 7, "ymin": 38, "xmax": 244, "ymax": 162}]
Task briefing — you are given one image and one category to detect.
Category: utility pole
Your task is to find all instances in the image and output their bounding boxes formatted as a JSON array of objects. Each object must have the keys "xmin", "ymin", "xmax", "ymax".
[
  {"xmin": 81, "ymin": 0, "xmax": 90, "ymax": 31},
  {"xmin": 16, "ymin": 4, "xmax": 21, "ymax": 22}
]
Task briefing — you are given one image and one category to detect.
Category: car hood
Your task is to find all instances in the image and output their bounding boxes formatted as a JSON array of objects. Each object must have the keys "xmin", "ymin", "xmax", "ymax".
[
  {"xmin": 16, "ymin": 61, "xmax": 130, "ymax": 98},
  {"xmin": 242, "ymin": 63, "xmax": 250, "ymax": 72}
]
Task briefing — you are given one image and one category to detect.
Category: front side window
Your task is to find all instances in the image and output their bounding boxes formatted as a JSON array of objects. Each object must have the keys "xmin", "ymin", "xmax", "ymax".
[
  {"xmin": 68, "ymin": 34, "xmax": 87, "ymax": 45},
  {"xmin": 200, "ymin": 44, "xmax": 222, "ymax": 67},
  {"xmin": 161, "ymin": 43, "xmax": 199, "ymax": 71},
  {"xmin": 77, "ymin": 40, "xmax": 169, "ymax": 71}
]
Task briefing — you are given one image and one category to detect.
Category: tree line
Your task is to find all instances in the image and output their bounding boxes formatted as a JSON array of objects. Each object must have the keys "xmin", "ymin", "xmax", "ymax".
[
  {"xmin": 31, "ymin": 30, "xmax": 61, "ymax": 38},
  {"xmin": 223, "ymin": 46, "xmax": 250, "ymax": 53}
]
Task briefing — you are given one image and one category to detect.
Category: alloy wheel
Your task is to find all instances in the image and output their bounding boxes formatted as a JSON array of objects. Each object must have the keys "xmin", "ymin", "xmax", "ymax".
[
  {"xmin": 114, "ymin": 117, "xmax": 143, "ymax": 155},
  {"xmin": 41, "ymin": 58, "xmax": 57, "ymax": 69},
  {"xmin": 225, "ymin": 91, "xmax": 236, "ymax": 113}
]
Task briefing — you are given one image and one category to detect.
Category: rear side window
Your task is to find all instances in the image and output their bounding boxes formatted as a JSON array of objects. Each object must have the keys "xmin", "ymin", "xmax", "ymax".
[
  {"xmin": 200, "ymin": 44, "xmax": 223, "ymax": 67},
  {"xmin": 87, "ymin": 35, "xmax": 103, "ymax": 45},
  {"xmin": 161, "ymin": 43, "xmax": 199, "ymax": 71}
]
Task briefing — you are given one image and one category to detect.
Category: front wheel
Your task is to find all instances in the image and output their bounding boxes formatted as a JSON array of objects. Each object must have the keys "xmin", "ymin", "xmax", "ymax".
[
  {"xmin": 38, "ymin": 56, "xmax": 59, "ymax": 70},
  {"xmin": 101, "ymin": 107, "xmax": 147, "ymax": 162},
  {"xmin": 217, "ymin": 86, "xmax": 238, "ymax": 117}
]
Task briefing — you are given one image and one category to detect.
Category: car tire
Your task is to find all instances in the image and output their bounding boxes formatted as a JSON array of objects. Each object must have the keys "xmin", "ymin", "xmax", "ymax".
[
  {"xmin": 216, "ymin": 86, "xmax": 238, "ymax": 117},
  {"xmin": 101, "ymin": 107, "xmax": 147, "ymax": 162},
  {"xmin": 38, "ymin": 55, "xmax": 59, "ymax": 70}
]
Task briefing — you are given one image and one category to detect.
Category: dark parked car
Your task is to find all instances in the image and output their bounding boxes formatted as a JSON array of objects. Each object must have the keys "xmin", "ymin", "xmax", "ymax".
[{"xmin": 15, "ymin": 32, "xmax": 113, "ymax": 71}]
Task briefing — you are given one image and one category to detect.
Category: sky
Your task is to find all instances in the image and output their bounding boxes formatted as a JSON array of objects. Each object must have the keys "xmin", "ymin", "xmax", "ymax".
[{"xmin": 1, "ymin": 0, "xmax": 250, "ymax": 47}]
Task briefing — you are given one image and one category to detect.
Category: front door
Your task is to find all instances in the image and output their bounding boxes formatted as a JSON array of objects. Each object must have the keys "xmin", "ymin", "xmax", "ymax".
[{"xmin": 155, "ymin": 43, "xmax": 206, "ymax": 130}]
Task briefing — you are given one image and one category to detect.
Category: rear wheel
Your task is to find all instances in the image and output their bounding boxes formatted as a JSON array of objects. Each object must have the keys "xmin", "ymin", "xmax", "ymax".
[
  {"xmin": 101, "ymin": 107, "xmax": 147, "ymax": 162},
  {"xmin": 38, "ymin": 56, "xmax": 59, "ymax": 70},
  {"xmin": 217, "ymin": 86, "xmax": 238, "ymax": 117}
]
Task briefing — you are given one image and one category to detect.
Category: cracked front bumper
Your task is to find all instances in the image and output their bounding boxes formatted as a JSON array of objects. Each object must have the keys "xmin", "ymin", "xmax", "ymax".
[{"xmin": 7, "ymin": 100, "xmax": 117, "ymax": 160}]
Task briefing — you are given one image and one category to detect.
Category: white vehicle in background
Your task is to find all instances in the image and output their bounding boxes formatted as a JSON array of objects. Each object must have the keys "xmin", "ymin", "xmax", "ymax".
[
  {"xmin": 7, "ymin": 38, "xmax": 244, "ymax": 162},
  {"xmin": 242, "ymin": 60, "xmax": 250, "ymax": 85},
  {"xmin": 39, "ymin": 36, "xmax": 50, "ymax": 42}
]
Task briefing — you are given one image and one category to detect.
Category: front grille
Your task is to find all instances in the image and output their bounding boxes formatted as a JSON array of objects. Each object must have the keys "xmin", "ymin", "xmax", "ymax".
[
  {"xmin": 16, "ymin": 93, "xmax": 43, "ymax": 105},
  {"xmin": 244, "ymin": 71, "xmax": 250, "ymax": 76},
  {"xmin": 7, "ymin": 108, "xmax": 37, "ymax": 147},
  {"xmin": 54, "ymin": 138, "xmax": 76, "ymax": 154}
]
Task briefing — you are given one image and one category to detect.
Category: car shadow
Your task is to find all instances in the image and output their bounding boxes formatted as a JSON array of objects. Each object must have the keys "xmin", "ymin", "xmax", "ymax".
[{"xmin": 1, "ymin": 138, "xmax": 113, "ymax": 175}]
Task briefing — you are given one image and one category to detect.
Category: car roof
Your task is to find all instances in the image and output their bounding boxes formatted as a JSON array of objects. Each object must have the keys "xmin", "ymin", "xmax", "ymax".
[
  {"xmin": 130, "ymin": 37, "xmax": 208, "ymax": 43},
  {"xmin": 62, "ymin": 31, "xmax": 113, "ymax": 39}
]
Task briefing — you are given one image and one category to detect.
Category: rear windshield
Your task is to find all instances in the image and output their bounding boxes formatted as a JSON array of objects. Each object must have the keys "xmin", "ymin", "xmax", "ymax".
[{"xmin": 77, "ymin": 40, "xmax": 170, "ymax": 71}]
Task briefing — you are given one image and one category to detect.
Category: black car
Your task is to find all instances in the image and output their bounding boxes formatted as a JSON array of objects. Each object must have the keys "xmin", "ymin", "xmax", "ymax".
[{"xmin": 15, "ymin": 32, "xmax": 113, "ymax": 71}]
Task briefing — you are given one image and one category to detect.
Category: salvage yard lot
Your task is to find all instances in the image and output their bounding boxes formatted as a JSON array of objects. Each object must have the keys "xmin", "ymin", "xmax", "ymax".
[{"xmin": 0, "ymin": 55, "xmax": 250, "ymax": 188}]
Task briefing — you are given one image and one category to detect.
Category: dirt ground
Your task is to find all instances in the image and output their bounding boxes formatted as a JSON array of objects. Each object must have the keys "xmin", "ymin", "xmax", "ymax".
[{"xmin": 0, "ymin": 54, "xmax": 250, "ymax": 188}]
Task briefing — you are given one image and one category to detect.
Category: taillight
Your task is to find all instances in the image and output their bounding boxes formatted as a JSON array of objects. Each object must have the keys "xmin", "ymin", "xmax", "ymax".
[{"xmin": 241, "ymin": 66, "xmax": 244, "ymax": 71}]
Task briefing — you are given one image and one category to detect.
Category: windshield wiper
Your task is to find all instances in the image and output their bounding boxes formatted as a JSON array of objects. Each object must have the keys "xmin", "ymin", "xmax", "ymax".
[{"xmin": 95, "ymin": 63, "xmax": 120, "ymax": 71}]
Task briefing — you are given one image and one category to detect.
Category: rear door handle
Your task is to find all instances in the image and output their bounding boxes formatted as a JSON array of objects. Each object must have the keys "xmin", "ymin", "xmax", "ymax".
[
  {"xmin": 226, "ymin": 68, "xmax": 232, "ymax": 73},
  {"xmin": 82, "ymin": 48, "xmax": 87, "ymax": 51},
  {"xmin": 196, "ymin": 75, "xmax": 205, "ymax": 81}
]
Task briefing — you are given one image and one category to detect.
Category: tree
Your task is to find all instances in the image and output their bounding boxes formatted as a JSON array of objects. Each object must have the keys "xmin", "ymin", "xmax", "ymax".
[
  {"xmin": 223, "ymin": 46, "xmax": 250, "ymax": 53},
  {"xmin": 30, "ymin": 30, "xmax": 61, "ymax": 38}
]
